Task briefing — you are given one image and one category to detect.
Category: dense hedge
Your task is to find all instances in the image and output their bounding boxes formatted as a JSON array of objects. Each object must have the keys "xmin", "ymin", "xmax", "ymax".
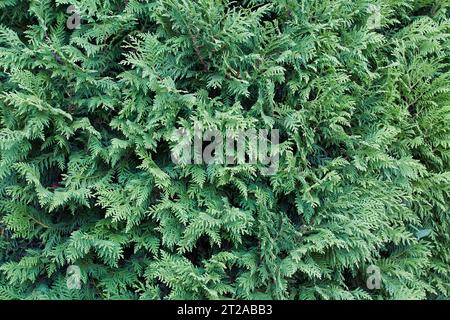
[{"xmin": 0, "ymin": 0, "xmax": 449, "ymax": 300}]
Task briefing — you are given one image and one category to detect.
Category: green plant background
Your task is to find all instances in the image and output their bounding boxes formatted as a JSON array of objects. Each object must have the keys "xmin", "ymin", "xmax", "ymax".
[{"xmin": 0, "ymin": 0, "xmax": 448, "ymax": 299}]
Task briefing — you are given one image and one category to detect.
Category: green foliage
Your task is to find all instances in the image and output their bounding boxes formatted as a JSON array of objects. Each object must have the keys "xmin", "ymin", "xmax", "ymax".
[{"xmin": 0, "ymin": 0, "xmax": 449, "ymax": 300}]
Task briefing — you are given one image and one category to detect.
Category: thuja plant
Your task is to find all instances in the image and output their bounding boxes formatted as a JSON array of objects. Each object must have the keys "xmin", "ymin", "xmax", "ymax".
[{"xmin": 0, "ymin": 0, "xmax": 449, "ymax": 300}]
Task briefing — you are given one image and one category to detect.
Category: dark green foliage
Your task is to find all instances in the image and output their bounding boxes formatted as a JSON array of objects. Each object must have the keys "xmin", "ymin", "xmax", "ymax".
[{"xmin": 0, "ymin": 0, "xmax": 449, "ymax": 300}]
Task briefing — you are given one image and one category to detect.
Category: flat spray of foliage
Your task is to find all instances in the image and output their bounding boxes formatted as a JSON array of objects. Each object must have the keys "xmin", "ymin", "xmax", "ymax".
[{"xmin": 0, "ymin": 0, "xmax": 449, "ymax": 300}]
